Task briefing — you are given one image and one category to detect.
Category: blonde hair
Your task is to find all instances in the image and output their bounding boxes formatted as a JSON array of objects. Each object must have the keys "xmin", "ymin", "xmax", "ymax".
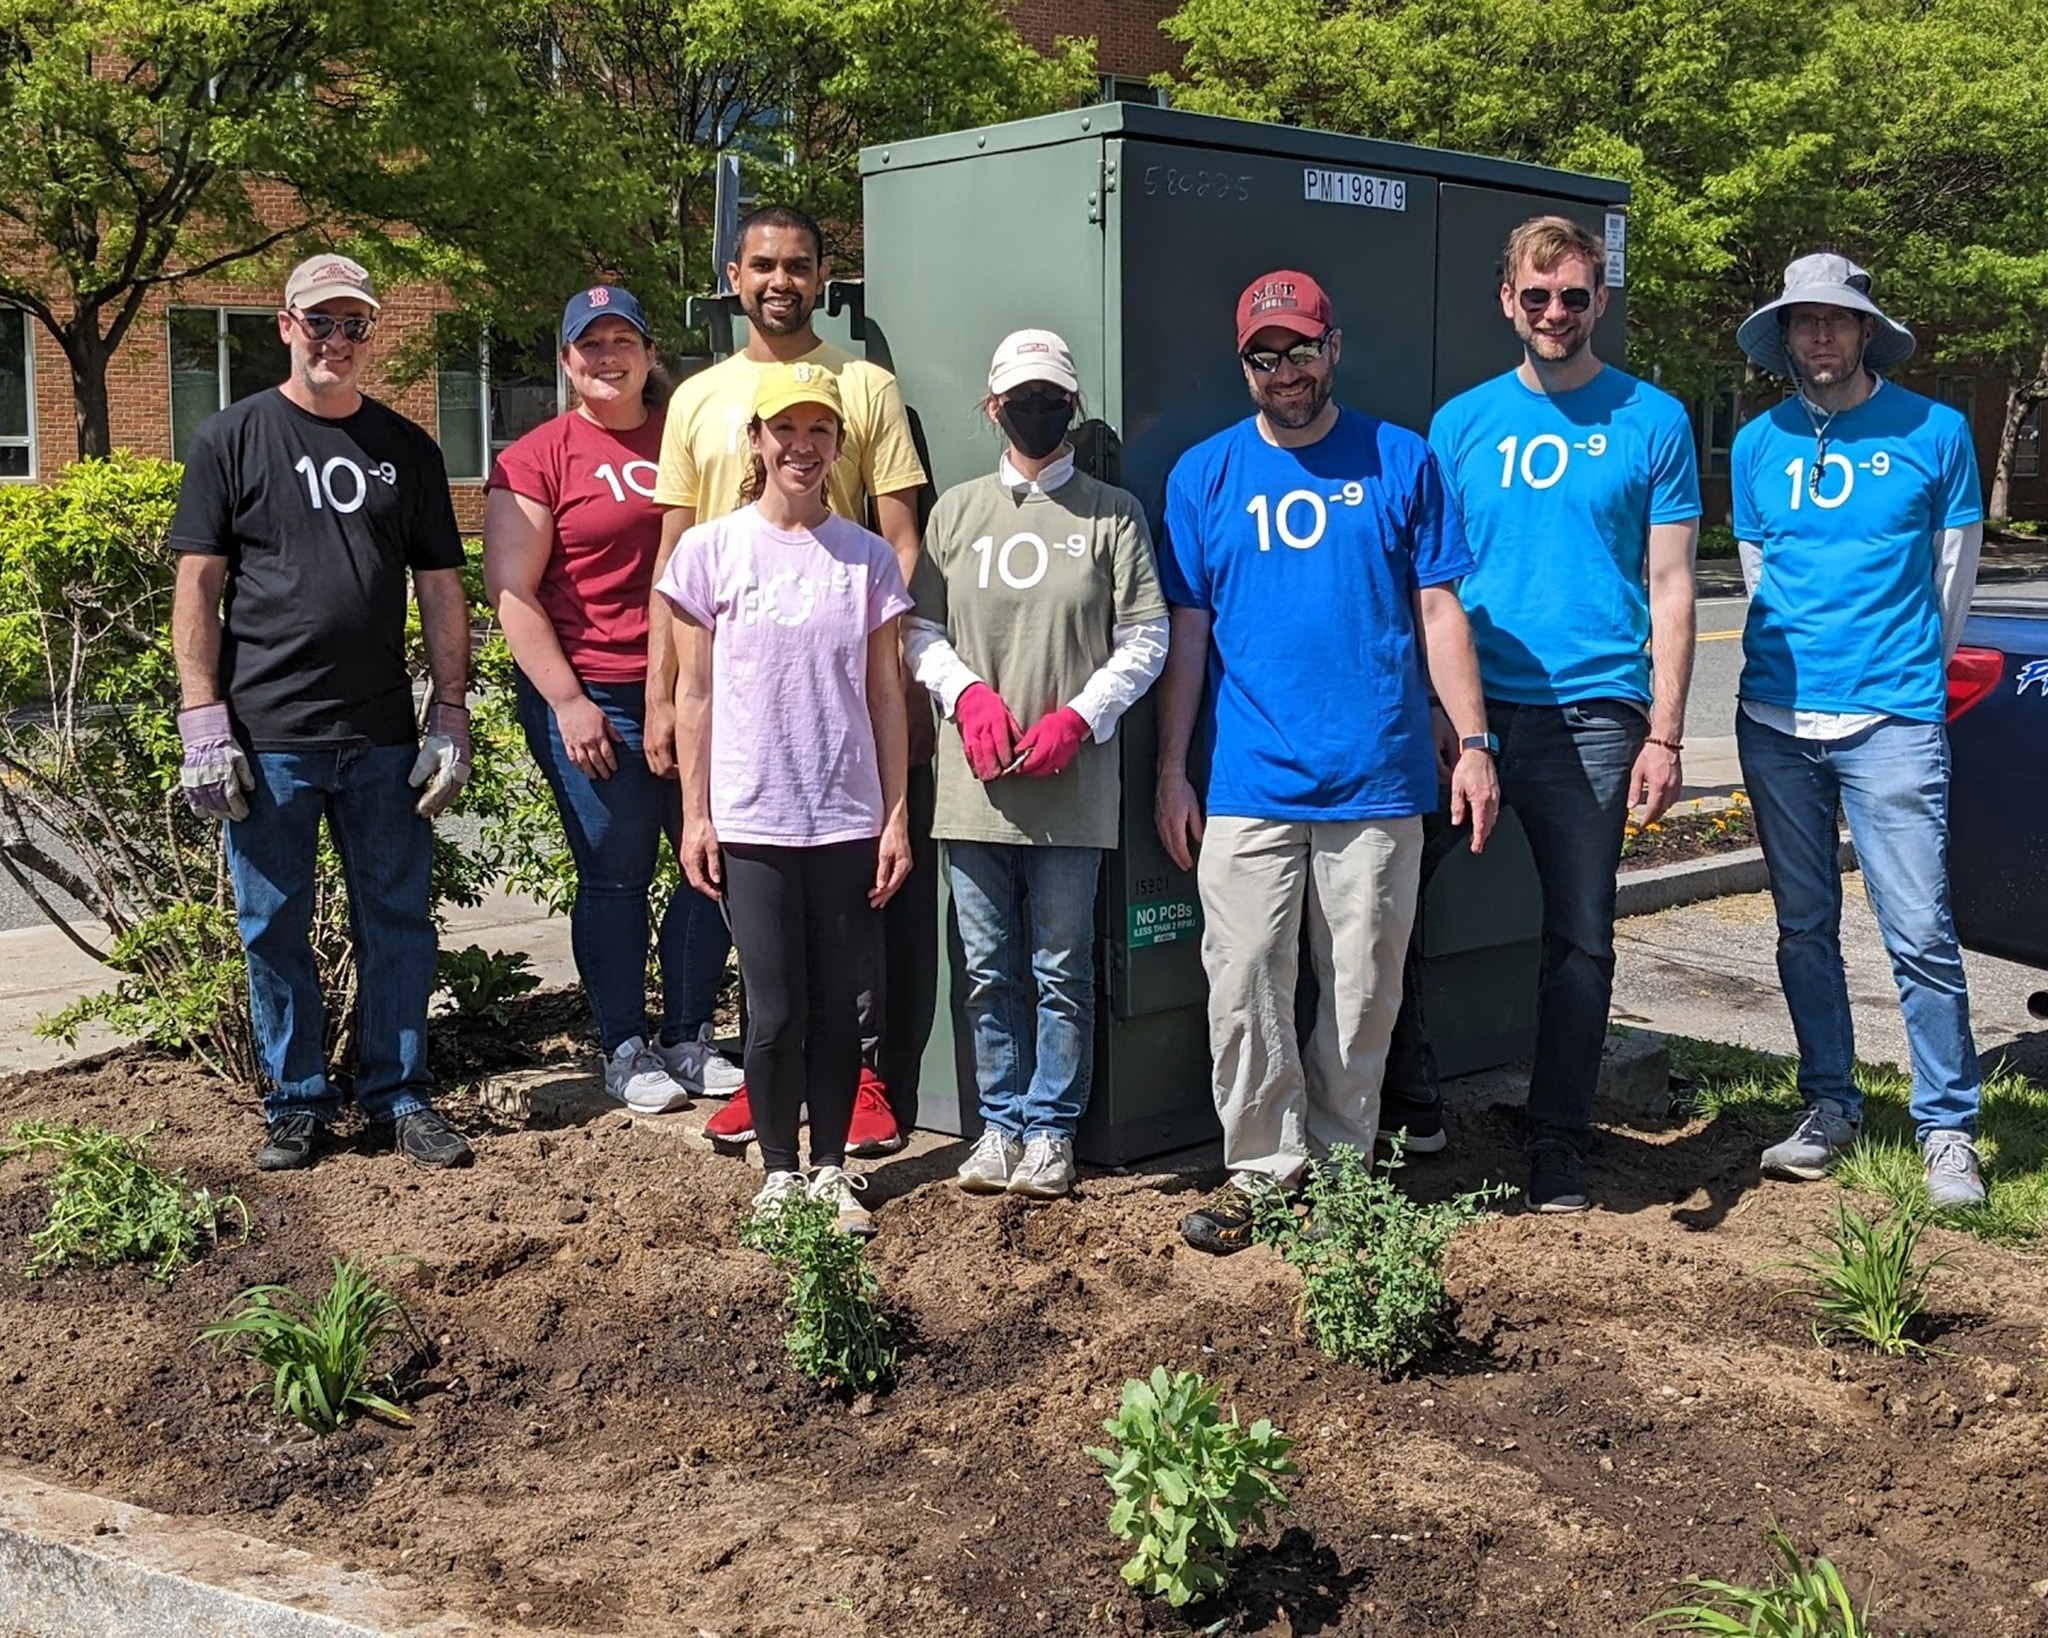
[{"xmin": 1501, "ymin": 216, "xmax": 1605, "ymax": 288}]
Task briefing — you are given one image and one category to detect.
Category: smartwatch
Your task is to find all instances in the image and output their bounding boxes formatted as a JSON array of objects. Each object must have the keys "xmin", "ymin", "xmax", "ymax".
[{"xmin": 1460, "ymin": 733, "xmax": 1500, "ymax": 756}]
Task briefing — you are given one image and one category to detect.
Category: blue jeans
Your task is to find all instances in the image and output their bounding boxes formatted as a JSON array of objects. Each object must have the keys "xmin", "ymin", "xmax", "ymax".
[
  {"xmin": 225, "ymin": 744, "xmax": 437, "ymax": 1125},
  {"xmin": 1493, "ymin": 698, "xmax": 1647, "ymax": 1154},
  {"xmin": 947, "ymin": 841, "xmax": 1101, "ymax": 1138},
  {"xmin": 1736, "ymin": 712, "xmax": 1981, "ymax": 1139},
  {"xmin": 515, "ymin": 673, "xmax": 729, "ymax": 1054}
]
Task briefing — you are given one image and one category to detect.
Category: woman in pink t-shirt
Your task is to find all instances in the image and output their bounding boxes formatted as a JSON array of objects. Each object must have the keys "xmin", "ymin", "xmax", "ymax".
[
  {"xmin": 657, "ymin": 362, "xmax": 912, "ymax": 1236},
  {"xmin": 483, "ymin": 287, "xmax": 743, "ymax": 1115}
]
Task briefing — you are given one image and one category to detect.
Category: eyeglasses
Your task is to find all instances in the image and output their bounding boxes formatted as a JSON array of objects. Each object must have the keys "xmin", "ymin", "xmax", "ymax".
[
  {"xmin": 289, "ymin": 309, "xmax": 376, "ymax": 343},
  {"xmin": 1517, "ymin": 285, "xmax": 1594, "ymax": 315},
  {"xmin": 1241, "ymin": 330, "xmax": 1333, "ymax": 373}
]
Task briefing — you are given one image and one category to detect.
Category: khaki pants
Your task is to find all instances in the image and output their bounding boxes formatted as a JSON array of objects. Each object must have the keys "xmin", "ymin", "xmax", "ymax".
[{"xmin": 1195, "ymin": 814, "xmax": 1423, "ymax": 1185}]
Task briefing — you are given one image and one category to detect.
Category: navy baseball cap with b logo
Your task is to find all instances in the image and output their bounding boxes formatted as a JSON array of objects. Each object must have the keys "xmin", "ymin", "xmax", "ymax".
[{"xmin": 561, "ymin": 285, "xmax": 651, "ymax": 344}]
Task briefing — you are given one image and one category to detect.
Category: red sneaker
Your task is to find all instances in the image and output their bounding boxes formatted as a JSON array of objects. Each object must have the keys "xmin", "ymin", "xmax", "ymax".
[
  {"xmin": 702, "ymin": 1085, "xmax": 755, "ymax": 1151},
  {"xmin": 845, "ymin": 1069, "xmax": 905, "ymax": 1157}
]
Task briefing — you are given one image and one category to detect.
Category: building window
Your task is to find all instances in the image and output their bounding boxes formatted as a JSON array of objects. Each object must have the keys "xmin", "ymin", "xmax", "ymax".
[
  {"xmin": 1694, "ymin": 370, "xmax": 1741, "ymax": 479},
  {"xmin": 2017, "ymin": 401, "xmax": 2042, "ymax": 480},
  {"xmin": 1098, "ymin": 74, "xmax": 1168, "ymax": 106},
  {"xmin": 169, "ymin": 308, "xmax": 283, "ymax": 462},
  {"xmin": 435, "ymin": 324, "xmax": 562, "ymax": 481},
  {"xmin": 1936, "ymin": 374, "xmax": 1975, "ymax": 430},
  {"xmin": 0, "ymin": 309, "xmax": 34, "ymax": 480}
]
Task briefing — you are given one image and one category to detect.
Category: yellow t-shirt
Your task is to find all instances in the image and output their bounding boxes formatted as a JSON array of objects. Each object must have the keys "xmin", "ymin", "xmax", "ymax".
[{"xmin": 653, "ymin": 340, "xmax": 929, "ymax": 523}]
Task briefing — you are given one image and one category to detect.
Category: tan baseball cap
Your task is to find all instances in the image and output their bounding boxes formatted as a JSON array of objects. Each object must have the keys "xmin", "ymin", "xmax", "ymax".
[
  {"xmin": 283, "ymin": 253, "xmax": 379, "ymax": 311},
  {"xmin": 987, "ymin": 328, "xmax": 1079, "ymax": 396}
]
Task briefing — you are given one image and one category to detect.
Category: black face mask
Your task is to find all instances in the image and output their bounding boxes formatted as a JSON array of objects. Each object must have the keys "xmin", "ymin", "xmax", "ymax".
[{"xmin": 998, "ymin": 391, "xmax": 1073, "ymax": 460}]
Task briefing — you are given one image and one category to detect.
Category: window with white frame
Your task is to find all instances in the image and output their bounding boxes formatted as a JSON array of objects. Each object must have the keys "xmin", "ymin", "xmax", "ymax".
[
  {"xmin": 168, "ymin": 307, "xmax": 283, "ymax": 462},
  {"xmin": 1694, "ymin": 369, "xmax": 1741, "ymax": 479},
  {"xmin": 1098, "ymin": 74, "xmax": 1168, "ymax": 106},
  {"xmin": 2017, "ymin": 401, "xmax": 2042, "ymax": 480},
  {"xmin": 435, "ymin": 322, "xmax": 563, "ymax": 481},
  {"xmin": 0, "ymin": 308, "xmax": 34, "ymax": 479}
]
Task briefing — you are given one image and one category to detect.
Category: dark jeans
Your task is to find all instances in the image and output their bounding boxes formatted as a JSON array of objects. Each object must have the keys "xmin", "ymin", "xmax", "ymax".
[
  {"xmin": 724, "ymin": 838, "xmax": 878, "ymax": 1174},
  {"xmin": 1382, "ymin": 807, "xmax": 1467, "ymax": 1106},
  {"xmin": 864, "ymin": 762, "xmax": 938, "ymax": 1130}
]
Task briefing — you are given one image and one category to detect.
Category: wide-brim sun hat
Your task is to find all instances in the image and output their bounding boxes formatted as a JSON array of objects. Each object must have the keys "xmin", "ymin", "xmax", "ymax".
[{"xmin": 1736, "ymin": 252, "xmax": 1915, "ymax": 379}]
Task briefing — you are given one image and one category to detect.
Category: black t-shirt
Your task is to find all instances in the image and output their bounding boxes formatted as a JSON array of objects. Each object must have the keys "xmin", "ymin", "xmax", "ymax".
[{"xmin": 170, "ymin": 389, "xmax": 464, "ymax": 748}]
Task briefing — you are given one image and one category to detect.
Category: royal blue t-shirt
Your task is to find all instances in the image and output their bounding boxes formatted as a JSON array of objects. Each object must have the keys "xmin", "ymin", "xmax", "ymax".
[
  {"xmin": 1160, "ymin": 408, "xmax": 1473, "ymax": 821},
  {"xmin": 1732, "ymin": 382, "xmax": 1981, "ymax": 722},
  {"xmin": 1428, "ymin": 366, "xmax": 1700, "ymax": 707}
]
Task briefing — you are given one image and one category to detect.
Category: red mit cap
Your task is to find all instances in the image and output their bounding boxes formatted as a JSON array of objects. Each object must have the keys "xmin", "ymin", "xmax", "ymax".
[{"xmin": 1235, "ymin": 270, "xmax": 1332, "ymax": 350}]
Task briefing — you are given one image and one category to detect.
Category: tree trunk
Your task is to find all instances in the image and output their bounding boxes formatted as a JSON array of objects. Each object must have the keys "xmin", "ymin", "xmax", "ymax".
[
  {"xmin": 1990, "ymin": 338, "xmax": 2048, "ymax": 525},
  {"xmin": 66, "ymin": 324, "xmax": 115, "ymax": 461}
]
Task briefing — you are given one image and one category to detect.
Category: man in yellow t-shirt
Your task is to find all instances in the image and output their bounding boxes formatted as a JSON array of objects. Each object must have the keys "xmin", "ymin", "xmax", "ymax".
[{"xmin": 648, "ymin": 202, "xmax": 934, "ymax": 1153}]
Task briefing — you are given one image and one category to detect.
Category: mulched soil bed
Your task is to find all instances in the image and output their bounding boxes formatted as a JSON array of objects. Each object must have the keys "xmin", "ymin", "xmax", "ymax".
[
  {"xmin": 3, "ymin": 1003, "xmax": 2046, "ymax": 1637},
  {"xmin": 1618, "ymin": 802, "xmax": 1756, "ymax": 872}
]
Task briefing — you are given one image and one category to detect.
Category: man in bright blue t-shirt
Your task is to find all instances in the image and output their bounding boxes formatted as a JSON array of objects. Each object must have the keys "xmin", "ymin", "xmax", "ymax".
[
  {"xmin": 1423, "ymin": 215, "xmax": 1701, "ymax": 1214},
  {"xmin": 1153, "ymin": 269, "xmax": 1500, "ymax": 1255},
  {"xmin": 1732, "ymin": 253, "xmax": 1986, "ymax": 1209}
]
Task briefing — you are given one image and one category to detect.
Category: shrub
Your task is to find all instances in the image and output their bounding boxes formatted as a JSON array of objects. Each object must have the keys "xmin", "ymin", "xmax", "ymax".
[
  {"xmin": 1085, "ymin": 1367, "xmax": 1294, "ymax": 1608},
  {"xmin": 1650, "ymin": 1524, "xmax": 1887, "ymax": 1635},
  {"xmin": 739, "ymin": 1192, "xmax": 895, "ymax": 1391},
  {"xmin": 436, "ymin": 944, "xmax": 541, "ymax": 1025},
  {"xmin": 1, "ymin": 1119, "xmax": 245, "ymax": 1282},
  {"xmin": 1766, "ymin": 1201, "xmax": 1948, "ymax": 1356}
]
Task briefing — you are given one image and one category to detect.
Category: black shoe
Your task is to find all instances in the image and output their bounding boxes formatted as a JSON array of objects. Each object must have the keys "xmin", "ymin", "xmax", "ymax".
[
  {"xmin": 1525, "ymin": 1141, "xmax": 1590, "ymax": 1214},
  {"xmin": 256, "ymin": 1110, "xmax": 323, "ymax": 1171},
  {"xmin": 1378, "ymin": 1092, "xmax": 1448, "ymax": 1155},
  {"xmin": 1180, "ymin": 1178, "xmax": 1275, "ymax": 1255},
  {"xmin": 394, "ymin": 1109, "xmax": 473, "ymax": 1169}
]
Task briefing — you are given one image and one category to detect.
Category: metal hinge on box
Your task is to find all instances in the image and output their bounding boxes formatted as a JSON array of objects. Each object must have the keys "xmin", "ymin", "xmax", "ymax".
[{"xmin": 1088, "ymin": 156, "xmax": 1118, "ymax": 225}]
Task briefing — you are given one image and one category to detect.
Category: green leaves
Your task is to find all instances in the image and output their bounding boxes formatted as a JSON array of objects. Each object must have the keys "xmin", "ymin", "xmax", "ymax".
[
  {"xmin": 200, "ymin": 1257, "xmax": 426, "ymax": 1436},
  {"xmin": 1084, "ymin": 1367, "xmax": 1295, "ymax": 1608},
  {"xmin": 739, "ymin": 1192, "xmax": 895, "ymax": 1392},
  {"xmin": 1765, "ymin": 1200, "xmax": 1948, "ymax": 1356},
  {"xmin": 1651, "ymin": 1524, "xmax": 1889, "ymax": 1635},
  {"xmin": 434, "ymin": 945, "xmax": 542, "ymax": 1027}
]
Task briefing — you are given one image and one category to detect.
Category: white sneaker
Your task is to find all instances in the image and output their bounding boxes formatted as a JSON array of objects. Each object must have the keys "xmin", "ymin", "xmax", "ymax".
[
  {"xmin": 658, "ymin": 1023, "xmax": 745, "ymax": 1096},
  {"xmin": 808, "ymin": 1165, "xmax": 874, "ymax": 1237},
  {"xmin": 603, "ymin": 1036, "xmax": 691, "ymax": 1114},
  {"xmin": 956, "ymin": 1128, "xmax": 1022, "ymax": 1193},
  {"xmin": 1009, "ymin": 1131, "xmax": 1076, "ymax": 1199},
  {"xmin": 751, "ymin": 1169, "xmax": 807, "ymax": 1219}
]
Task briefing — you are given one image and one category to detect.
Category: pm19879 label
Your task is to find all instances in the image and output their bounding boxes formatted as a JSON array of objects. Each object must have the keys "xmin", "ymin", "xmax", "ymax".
[
  {"xmin": 1304, "ymin": 167, "xmax": 1408, "ymax": 211},
  {"xmin": 1128, "ymin": 897, "xmax": 1200, "ymax": 950}
]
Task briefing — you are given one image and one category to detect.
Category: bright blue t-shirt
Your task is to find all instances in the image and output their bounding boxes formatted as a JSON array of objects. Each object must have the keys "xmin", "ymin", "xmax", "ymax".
[
  {"xmin": 1159, "ymin": 408, "xmax": 1473, "ymax": 821},
  {"xmin": 1428, "ymin": 366, "xmax": 1700, "ymax": 707},
  {"xmin": 1732, "ymin": 382, "xmax": 1981, "ymax": 722}
]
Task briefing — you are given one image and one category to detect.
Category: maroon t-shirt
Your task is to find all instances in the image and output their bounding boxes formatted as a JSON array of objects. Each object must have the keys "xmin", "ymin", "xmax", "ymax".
[{"xmin": 487, "ymin": 409, "xmax": 667, "ymax": 683}]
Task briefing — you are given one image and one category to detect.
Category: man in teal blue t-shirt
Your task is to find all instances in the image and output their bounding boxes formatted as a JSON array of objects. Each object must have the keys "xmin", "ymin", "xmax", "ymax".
[
  {"xmin": 1423, "ymin": 216, "xmax": 1701, "ymax": 1214},
  {"xmin": 1153, "ymin": 269, "xmax": 1500, "ymax": 1255},
  {"xmin": 1732, "ymin": 253, "xmax": 1986, "ymax": 1209}
]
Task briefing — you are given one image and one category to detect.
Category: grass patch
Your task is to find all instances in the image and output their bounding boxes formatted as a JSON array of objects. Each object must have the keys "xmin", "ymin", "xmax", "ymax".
[{"xmin": 1664, "ymin": 1037, "xmax": 2048, "ymax": 1247}]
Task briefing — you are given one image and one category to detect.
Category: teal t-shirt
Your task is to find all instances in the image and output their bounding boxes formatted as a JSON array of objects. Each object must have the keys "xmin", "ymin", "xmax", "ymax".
[
  {"xmin": 1732, "ymin": 382, "xmax": 1981, "ymax": 722},
  {"xmin": 1428, "ymin": 366, "xmax": 1700, "ymax": 706}
]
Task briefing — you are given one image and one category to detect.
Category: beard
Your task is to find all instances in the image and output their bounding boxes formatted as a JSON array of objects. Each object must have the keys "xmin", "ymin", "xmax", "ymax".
[
  {"xmin": 742, "ymin": 286, "xmax": 815, "ymax": 337},
  {"xmin": 1253, "ymin": 370, "xmax": 1332, "ymax": 430},
  {"xmin": 1516, "ymin": 315, "xmax": 1591, "ymax": 364}
]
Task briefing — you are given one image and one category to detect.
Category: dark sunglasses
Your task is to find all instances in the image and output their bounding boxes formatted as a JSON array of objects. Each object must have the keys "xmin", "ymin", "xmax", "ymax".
[
  {"xmin": 290, "ymin": 309, "xmax": 376, "ymax": 343},
  {"xmin": 1241, "ymin": 330, "xmax": 1333, "ymax": 373},
  {"xmin": 1517, "ymin": 285, "xmax": 1594, "ymax": 315}
]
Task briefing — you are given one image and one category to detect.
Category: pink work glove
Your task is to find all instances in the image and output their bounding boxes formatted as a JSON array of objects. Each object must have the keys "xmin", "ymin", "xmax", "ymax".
[
  {"xmin": 955, "ymin": 683, "xmax": 1022, "ymax": 781},
  {"xmin": 1013, "ymin": 708, "xmax": 1090, "ymax": 778}
]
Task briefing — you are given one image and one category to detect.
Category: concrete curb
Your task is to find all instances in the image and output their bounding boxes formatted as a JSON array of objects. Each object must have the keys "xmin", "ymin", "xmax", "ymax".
[
  {"xmin": 1616, "ymin": 836, "xmax": 1858, "ymax": 919},
  {"xmin": 0, "ymin": 1465, "xmax": 479, "ymax": 1638}
]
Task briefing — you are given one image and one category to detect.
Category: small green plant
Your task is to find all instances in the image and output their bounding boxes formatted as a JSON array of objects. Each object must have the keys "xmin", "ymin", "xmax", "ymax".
[
  {"xmin": 1254, "ymin": 1142, "xmax": 1503, "ymax": 1375},
  {"xmin": 1766, "ymin": 1200, "xmax": 1948, "ymax": 1356},
  {"xmin": 1, "ymin": 1120, "xmax": 245, "ymax": 1282},
  {"xmin": 739, "ymin": 1192, "xmax": 895, "ymax": 1391},
  {"xmin": 1085, "ymin": 1366, "xmax": 1294, "ymax": 1608},
  {"xmin": 435, "ymin": 944, "xmax": 541, "ymax": 1026},
  {"xmin": 201, "ymin": 1257, "xmax": 426, "ymax": 1434},
  {"xmin": 1650, "ymin": 1524, "xmax": 1887, "ymax": 1634}
]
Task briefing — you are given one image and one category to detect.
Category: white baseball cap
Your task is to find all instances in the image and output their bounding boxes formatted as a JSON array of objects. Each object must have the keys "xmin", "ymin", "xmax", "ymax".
[
  {"xmin": 988, "ymin": 328, "xmax": 1079, "ymax": 396},
  {"xmin": 284, "ymin": 253, "xmax": 379, "ymax": 311}
]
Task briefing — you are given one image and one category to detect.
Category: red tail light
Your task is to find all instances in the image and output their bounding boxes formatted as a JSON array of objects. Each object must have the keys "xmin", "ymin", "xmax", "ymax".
[{"xmin": 1946, "ymin": 646, "xmax": 2004, "ymax": 720}]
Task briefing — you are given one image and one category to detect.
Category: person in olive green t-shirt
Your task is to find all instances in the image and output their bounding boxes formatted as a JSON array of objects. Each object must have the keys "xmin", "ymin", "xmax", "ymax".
[{"xmin": 905, "ymin": 330, "xmax": 1167, "ymax": 1199}]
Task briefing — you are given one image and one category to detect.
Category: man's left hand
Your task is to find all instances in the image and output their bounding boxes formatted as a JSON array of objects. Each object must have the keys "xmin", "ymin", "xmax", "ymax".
[
  {"xmin": 1629, "ymin": 739, "xmax": 1683, "ymax": 826},
  {"xmin": 409, "ymin": 702, "xmax": 471, "ymax": 818},
  {"xmin": 1449, "ymin": 748, "xmax": 1500, "ymax": 854}
]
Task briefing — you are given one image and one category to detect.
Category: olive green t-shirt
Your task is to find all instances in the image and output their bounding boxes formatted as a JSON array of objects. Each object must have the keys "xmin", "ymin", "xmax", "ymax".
[{"xmin": 912, "ymin": 469, "xmax": 1167, "ymax": 848}]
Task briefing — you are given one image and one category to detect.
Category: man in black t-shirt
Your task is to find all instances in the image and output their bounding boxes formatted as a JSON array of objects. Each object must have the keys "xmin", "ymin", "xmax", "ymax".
[{"xmin": 169, "ymin": 252, "xmax": 475, "ymax": 1172}]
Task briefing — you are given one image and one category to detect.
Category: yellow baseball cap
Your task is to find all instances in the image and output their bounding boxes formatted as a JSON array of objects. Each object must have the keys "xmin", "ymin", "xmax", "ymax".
[{"xmin": 752, "ymin": 360, "xmax": 845, "ymax": 422}]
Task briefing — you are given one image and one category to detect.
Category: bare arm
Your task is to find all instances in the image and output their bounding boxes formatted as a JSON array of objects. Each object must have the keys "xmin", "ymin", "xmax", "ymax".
[
  {"xmin": 1153, "ymin": 605, "xmax": 1211, "ymax": 871},
  {"xmin": 414, "ymin": 566, "xmax": 472, "ymax": 711},
  {"xmin": 866, "ymin": 618, "xmax": 912, "ymax": 907},
  {"xmin": 1416, "ymin": 584, "xmax": 1498, "ymax": 853},
  {"xmin": 671, "ymin": 603, "xmax": 719, "ymax": 897},
  {"xmin": 645, "ymin": 505, "xmax": 696, "ymax": 777},
  {"xmin": 1630, "ymin": 518, "xmax": 1698, "ymax": 824},
  {"xmin": 171, "ymin": 554, "xmax": 229, "ymax": 709}
]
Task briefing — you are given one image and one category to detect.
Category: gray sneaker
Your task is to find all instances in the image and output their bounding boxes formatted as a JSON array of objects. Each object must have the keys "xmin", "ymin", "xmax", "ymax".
[
  {"xmin": 1923, "ymin": 1129, "xmax": 1985, "ymax": 1209},
  {"xmin": 1761, "ymin": 1097, "xmax": 1861, "ymax": 1181},
  {"xmin": 956, "ymin": 1128, "xmax": 1022, "ymax": 1193},
  {"xmin": 1009, "ymin": 1132, "xmax": 1076, "ymax": 1199}
]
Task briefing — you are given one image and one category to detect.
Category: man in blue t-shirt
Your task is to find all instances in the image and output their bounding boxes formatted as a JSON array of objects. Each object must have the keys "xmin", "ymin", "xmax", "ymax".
[
  {"xmin": 1731, "ymin": 253, "xmax": 1986, "ymax": 1209},
  {"xmin": 1424, "ymin": 216, "xmax": 1701, "ymax": 1213},
  {"xmin": 1154, "ymin": 269, "xmax": 1500, "ymax": 1254}
]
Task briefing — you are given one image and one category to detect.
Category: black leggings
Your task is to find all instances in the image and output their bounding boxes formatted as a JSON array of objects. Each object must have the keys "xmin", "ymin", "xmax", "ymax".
[{"xmin": 723, "ymin": 839, "xmax": 877, "ymax": 1174}]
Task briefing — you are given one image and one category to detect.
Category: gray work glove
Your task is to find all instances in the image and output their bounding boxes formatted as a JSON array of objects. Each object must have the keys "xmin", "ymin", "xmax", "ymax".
[
  {"xmin": 175, "ymin": 702, "xmax": 252, "ymax": 821},
  {"xmin": 408, "ymin": 701, "xmax": 471, "ymax": 818}
]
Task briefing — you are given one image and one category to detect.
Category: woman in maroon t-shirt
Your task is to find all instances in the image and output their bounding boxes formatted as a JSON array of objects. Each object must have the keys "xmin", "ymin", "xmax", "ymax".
[{"xmin": 483, "ymin": 286, "xmax": 741, "ymax": 1112}]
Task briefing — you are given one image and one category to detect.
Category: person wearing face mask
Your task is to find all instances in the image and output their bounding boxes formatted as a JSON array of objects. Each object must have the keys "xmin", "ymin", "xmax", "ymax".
[{"xmin": 904, "ymin": 332, "xmax": 1168, "ymax": 1198}]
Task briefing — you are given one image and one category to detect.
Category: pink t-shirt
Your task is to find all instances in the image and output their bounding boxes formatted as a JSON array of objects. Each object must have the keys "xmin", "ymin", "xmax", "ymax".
[
  {"xmin": 487, "ymin": 410, "xmax": 667, "ymax": 683},
  {"xmin": 658, "ymin": 507, "xmax": 912, "ymax": 846}
]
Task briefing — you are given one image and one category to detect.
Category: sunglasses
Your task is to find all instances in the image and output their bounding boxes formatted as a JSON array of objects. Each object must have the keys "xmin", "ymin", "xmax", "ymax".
[
  {"xmin": 1517, "ymin": 286, "xmax": 1594, "ymax": 315},
  {"xmin": 1241, "ymin": 330, "xmax": 1333, "ymax": 373},
  {"xmin": 290, "ymin": 309, "xmax": 376, "ymax": 343}
]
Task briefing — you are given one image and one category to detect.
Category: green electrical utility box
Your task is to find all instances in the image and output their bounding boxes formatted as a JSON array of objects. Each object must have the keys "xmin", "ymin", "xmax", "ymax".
[{"xmin": 858, "ymin": 105, "xmax": 1631, "ymax": 1163}]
